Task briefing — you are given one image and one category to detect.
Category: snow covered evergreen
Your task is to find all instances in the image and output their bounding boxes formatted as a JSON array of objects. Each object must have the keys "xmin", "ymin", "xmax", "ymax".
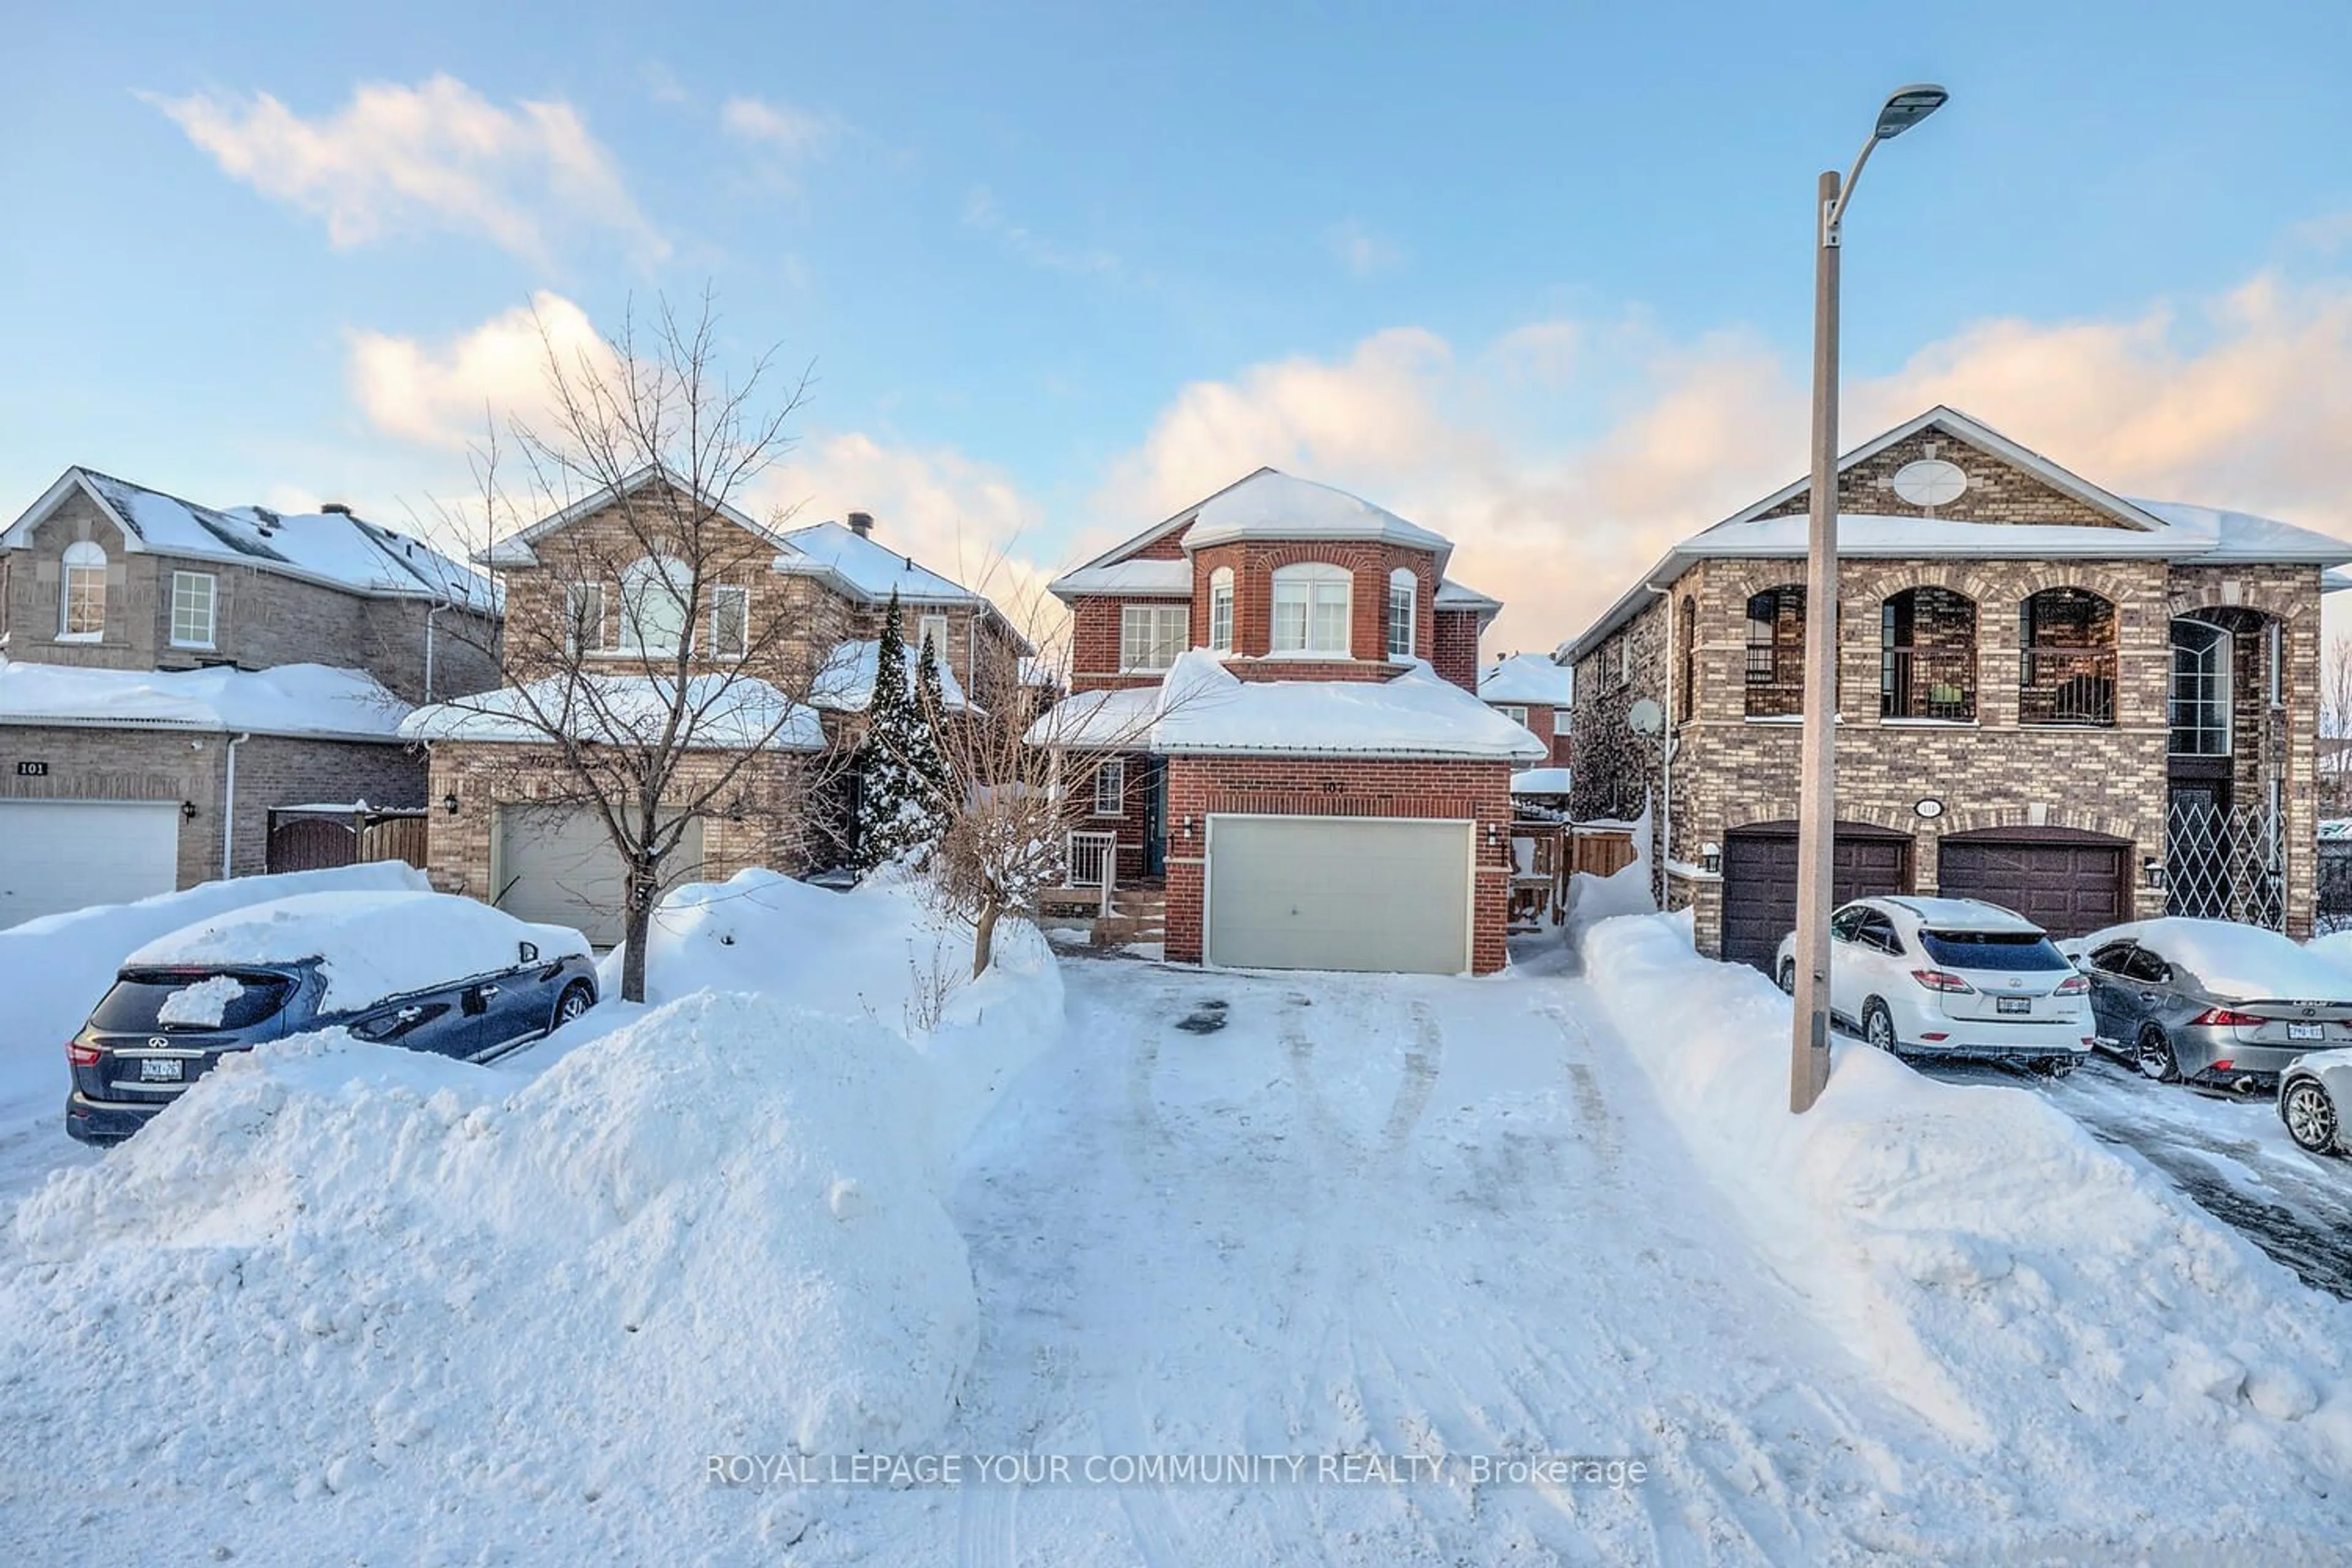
[{"xmin": 855, "ymin": 591, "xmax": 948, "ymax": 872}]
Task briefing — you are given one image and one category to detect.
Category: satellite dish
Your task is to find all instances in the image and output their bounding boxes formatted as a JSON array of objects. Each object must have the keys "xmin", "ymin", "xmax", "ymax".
[{"xmin": 1627, "ymin": 698, "xmax": 1664, "ymax": 737}]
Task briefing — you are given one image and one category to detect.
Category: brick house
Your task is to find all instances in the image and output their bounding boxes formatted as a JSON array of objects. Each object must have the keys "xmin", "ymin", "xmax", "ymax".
[
  {"xmin": 1561, "ymin": 406, "xmax": 2352, "ymax": 973},
  {"xmin": 0, "ymin": 467, "xmax": 497, "ymax": 925},
  {"xmin": 1031, "ymin": 469, "xmax": 1540, "ymax": 975},
  {"xmin": 401, "ymin": 469, "xmax": 1023, "ymax": 944}
]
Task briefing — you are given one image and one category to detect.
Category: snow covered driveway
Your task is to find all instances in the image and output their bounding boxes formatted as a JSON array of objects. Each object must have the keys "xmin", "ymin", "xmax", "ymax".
[{"xmin": 824, "ymin": 951, "xmax": 2008, "ymax": 1564}]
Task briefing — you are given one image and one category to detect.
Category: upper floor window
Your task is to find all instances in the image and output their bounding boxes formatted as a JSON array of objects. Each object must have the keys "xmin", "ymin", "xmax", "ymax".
[
  {"xmin": 1208, "ymin": 568, "xmax": 1235, "ymax": 653},
  {"xmin": 710, "ymin": 586, "xmax": 751, "ymax": 661},
  {"xmin": 1272, "ymin": 563, "xmax": 1351, "ymax": 657},
  {"xmin": 2019, "ymin": 588, "xmax": 2116, "ymax": 727},
  {"xmin": 1553, "ymin": 709, "xmax": 1572, "ymax": 736},
  {"xmin": 170, "ymin": 571, "xmax": 217, "ymax": 649},
  {"xmin": 1494, "ymin": 703, "xmax": 1529, "ymax": 727},
  {"xmin": 618, "ymin": 556, "xmax": 692, "ymax": 655},
  {"xmin": 1674, "ymin": 595, "xmax": 1697, "ymax": 722},
  {"xmin": 59, "ymin": 540, "xmax": 106, "ymax": 639},
  {"xmin": 1386, "ymin": 568, "xmax": 1416, "ymax": 660},
  {"xmin": 918, "ymin": 613, "xmax": 949, "ymax": 660},
  {"xmin": 2169, "ymin": 617, "xmax": 2231, "ymax": 756},
  {"xmin": 1744, "ymin": 586, "xmax": 1805, "ymax": 717},
  {"xmin": 565, "ymin": 583, "xmax": 604, "ymax": 656},
  {"xmin": 1880, "ymin": 587, "xmax": 1976, "ymax": 722},
  {"xmin": 1120, "ymin": 603, "xmax": 1188, "ymax": 673}
]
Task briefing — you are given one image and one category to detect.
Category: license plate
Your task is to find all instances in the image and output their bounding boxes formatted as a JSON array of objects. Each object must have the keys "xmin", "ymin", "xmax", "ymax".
[
  {"xmin": 138, "ymin": 1057, "xmax": 184, "ymax": 1083},
  {"xmin": 2289, "ymin": 1022, "xmax": 2324, "ymax": 1041},
  {"xmin": 1996, "ymin": 997, "xmax": 2031, "ymax": 1016}
]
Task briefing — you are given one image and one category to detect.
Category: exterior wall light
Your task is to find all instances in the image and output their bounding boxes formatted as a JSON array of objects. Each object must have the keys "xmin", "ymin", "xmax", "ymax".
[
  {"xmin": 2141, "ymin": 855, "xmax": 2166, "ymax": 889},
  {"xmin": 1700, "ymin": 842, "xmax": 1722, "ymax": 875},
  {"xmin": 181, "ymin": 800, "xmax": 198, "ymax": 822},
  {"xmin": 442, "ymin": 791, "xmax": 461, "ymax": 816}
]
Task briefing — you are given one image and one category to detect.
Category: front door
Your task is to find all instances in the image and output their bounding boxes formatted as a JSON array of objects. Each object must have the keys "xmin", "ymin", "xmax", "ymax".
[{"xmin": 1142, "ymin": 758, "xmax": 1168, "ymax": 877}]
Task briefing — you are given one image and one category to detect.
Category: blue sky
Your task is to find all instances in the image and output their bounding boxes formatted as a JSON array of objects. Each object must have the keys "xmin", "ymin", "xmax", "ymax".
[{"xmin": 6, "ymin": 0, "xmax": 2350, "ymax": 645}]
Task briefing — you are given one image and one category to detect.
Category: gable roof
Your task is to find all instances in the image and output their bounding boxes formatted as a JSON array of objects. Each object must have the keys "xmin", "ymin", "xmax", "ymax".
[
  {"xmin": 772, "ymin": 519, "xmax": 987, "ymax": 606},
  {"xmin": 2, "ymin": 468, "xmax": 496, "ymax": 610},
  {"xmin": 1558, "ymin": 406, "xmax": 2352, "ymax": 663},
  {"xmin": 475, "ymin": 464, "xmax": 786, "ymax": 569}
]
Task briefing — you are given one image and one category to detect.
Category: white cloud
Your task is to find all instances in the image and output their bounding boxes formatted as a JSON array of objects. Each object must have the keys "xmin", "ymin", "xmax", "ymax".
[
  {"xmin": 142, "ymin": 75, "xmax": 667, "ymax": 266},
  {"xmin": 345, "ymin": 291, "xmax": 616, "ymax": 451},
  {"xmin": 964, "ymin": 186, "xmax": 1121, "ymax": 278},
  {"xmin": 721, "ymin": 96, "xmax": 835, "ymax": 157},
  {"xmin": 1325, "ymin": 219, "xmax": 1402, "ymax": 278}
]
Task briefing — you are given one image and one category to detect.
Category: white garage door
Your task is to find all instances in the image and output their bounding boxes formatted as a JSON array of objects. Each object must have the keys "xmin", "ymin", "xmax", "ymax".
[
  {"xmin": 1205, "ymin": 815, "xmax": 1473, "ymax": 975},
  {"xmin": 492, "ymin": 805, "xmax": 703, "ymax": 949},
  {"xmin": 0, "ymin": 800, "xmax": 181, "ymax": 930}
]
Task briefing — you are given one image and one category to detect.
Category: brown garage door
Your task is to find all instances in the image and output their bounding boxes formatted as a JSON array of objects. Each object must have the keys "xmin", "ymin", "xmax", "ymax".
[
  {"xmin": 1721, "ymin": 823, "xmax": 1913, "ymax": 975},
  {"xmin": 1934, "ymin": 829, "xmax": 2127, "ymax": 937}
]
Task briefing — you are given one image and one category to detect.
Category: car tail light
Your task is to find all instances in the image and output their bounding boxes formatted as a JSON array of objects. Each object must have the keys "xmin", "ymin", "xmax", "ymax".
[
  {"xmin": 2054, "ymin": 974, "xmax": 2089, "ymax": 996},
  {"xmin": 67, "ymin": 1040, "xmax": 100, "ymax": 1067},
  {"xmin": 2211, "ymin": 1058, "xmax": 2234, "ymax": 1072},
  {"xmin": 1910, "ymin": 969, "xmax": 1976, "ymax": 994},
  {"xmin": 2190, "ymin": 1008, "xmax": 2264, "ymax": 1027},
  {"xmin": 1920, "ymin": 1032, "xmax": 1950, "ymax": 1042}
]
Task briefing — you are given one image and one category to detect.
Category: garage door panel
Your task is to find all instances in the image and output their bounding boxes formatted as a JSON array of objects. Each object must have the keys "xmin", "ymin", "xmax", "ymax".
[
  {"xmin": 0, "ymin": 801, "xmax": 181, "ymax": 930},
  {"xmin": 1207, "ymin": 816, "xmax": 1471, "ymax": 975},
  {"xmin": 493, "ymin": 805, "xmax": 703, "ymax": 949},
  {"xmin": 1936, "ymin": 836, "xmax": 2124, "ymax": 937},
  {"xmin": 1721, "ymin": 826, "xmax": 1913, "ymax": 975}
]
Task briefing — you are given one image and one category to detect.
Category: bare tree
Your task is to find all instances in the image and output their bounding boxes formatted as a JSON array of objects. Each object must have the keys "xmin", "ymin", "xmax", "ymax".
[
  {"xmin": 2322, "ymin": 633, "xmax": 2352, "ymax": 818},
  {"xmin": 421, "ymin": 292, "xmax": 840, "ymax": 1001}
]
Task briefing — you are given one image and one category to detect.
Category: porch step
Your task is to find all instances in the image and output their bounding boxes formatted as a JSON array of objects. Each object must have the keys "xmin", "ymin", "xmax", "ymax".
[{"xmin": 1111, "ymin": 890, "xmax": 1166, "ymax": 940}]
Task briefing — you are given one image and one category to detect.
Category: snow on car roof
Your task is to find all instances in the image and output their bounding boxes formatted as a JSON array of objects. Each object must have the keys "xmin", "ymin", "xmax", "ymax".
[
  {"xmin": 1879, "ymin": 896, "xmax": 2045, "ymax": 934},
  {"xmin": 2085, "ymin": 918, "xmax": 2352, "ymax": 1001},
  {"xmin": 124, "ymin": 889, "xmax": 590, "ymax": 1014},
  {"xmin": 0, "ymin": 659, "xmax": 410, "ymax": 742}
]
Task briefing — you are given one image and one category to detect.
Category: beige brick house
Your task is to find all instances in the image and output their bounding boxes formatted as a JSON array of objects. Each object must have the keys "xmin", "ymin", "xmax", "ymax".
[
  {"xmin": 1030, "ymin": 469, "xmax": 1540, "ymax": 976},
  {"xmin": 1562, "ymin": 406, "xmax": 2352, "ymax": 973},
  {"xmin": 401, "ymin": 468, "xmax": 1023, "ymax": 944},
  {"xmin": 0, "ymin": 467, "xmax": 497, "ymax": 926}
]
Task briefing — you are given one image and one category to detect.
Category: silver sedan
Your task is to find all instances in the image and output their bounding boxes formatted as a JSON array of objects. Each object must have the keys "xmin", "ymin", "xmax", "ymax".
[{"xmin": 2069, "ymin": 919, "xmax": 2352, "ymax": 1092}]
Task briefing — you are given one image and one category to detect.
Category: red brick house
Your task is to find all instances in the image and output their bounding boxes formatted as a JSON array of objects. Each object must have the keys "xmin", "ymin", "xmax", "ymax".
[
  {"xmin": 1479, "ymin": 653, "xmax": 1575, "ymax": 768},
  {"xmin": 1031, "ymin": 469, "xmax": 1540, "ymax": 974}
]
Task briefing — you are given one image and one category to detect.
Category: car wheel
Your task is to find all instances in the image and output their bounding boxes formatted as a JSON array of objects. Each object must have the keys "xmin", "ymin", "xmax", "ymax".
[
  {"xmin": 2282, "ymin": 1079, "xmax": 2340, "ymax": 1155},
  {"xmin": 2135, "ymin": 1025, "xmax": 2182, "ymax": 1084},
  {"xmin": 1863, "ymin": 999, "xmax": 1899, "ymax": 1055},
  {"xmin": 552, "ymin": 981, "xmax": 595, "ymax": 1031},
  {"xmin": 1777, "ymin": 959, "xmax": 1796, "ymax": 995}
]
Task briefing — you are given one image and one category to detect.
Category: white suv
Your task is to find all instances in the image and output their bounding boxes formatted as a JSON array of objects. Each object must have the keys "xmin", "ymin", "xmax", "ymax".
[{"xmin": 1774, "ymin": 896, "xmax": 2095, "ymax": 1072}]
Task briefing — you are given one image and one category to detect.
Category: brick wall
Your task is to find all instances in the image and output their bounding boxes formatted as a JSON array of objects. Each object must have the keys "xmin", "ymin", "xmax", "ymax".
[
  {"xmin": 1758, "ymin": 426, "xmax": 2128, "ymax": 527},
  {"xmin": 1161, "ymin": 754, "xmax": 1516, "ymax": 974},
  {"xmin": 1431, "ymin": 609, "xmax": 1482, "ymax": 692}
]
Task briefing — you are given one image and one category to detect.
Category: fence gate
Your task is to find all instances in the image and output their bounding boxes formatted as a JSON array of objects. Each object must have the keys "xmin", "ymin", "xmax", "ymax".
[{"xmin": 2166, "ymin": 794, "xmax": 2284, "ymax": 930}]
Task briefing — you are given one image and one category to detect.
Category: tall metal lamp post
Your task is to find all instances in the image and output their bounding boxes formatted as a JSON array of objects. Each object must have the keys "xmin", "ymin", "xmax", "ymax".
[{"xmin": 1789, "ymin": 83, "xmax": 1948, "ymax": 1115}]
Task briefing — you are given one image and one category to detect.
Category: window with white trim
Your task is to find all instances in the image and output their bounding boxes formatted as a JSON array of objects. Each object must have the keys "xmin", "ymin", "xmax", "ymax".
[
  {"xmin": 565, "ymin": 583, "xmax": 603, "ymax": 655},
  {"xmin": 169, "ymin": 570, "xmax": 217, "ymax": 649},
  {"xmin": 1553, "ymin": 709, "xmax": 1572, "ymax": 736},
  {"xmin": 618, "ymin": 556, "xmax": 692, "ymax": 655},
  {"xmin": 1120, "ymin": 603, "xmax": 1188, "ymax": 671},
  {"xmin": 1494, "ymin": 703, "xmax": 1529, "ymax": 727},
  {"xmin": 918, "ymin": 614, "xmax": 949, "ymax": 660},
  {"xmin": 1092, "ymin": 757, "xmax": 1126, "ymax": 816},
  {"xmin": 1272, "ymin": 563, "xmax": 1351, "ymax": 656},
  {"xmin": 1208, "ymin": 568, "xmax": 1235, "ymax": 653},
  {"xmin": 710, "ymin": 586, "xmax": 750, "ymax": 660},
  {"xmin": 59, "ymin": 540, "xmax": 105, "ymax": 638},
  {"xmin": 1386, "ymin": 568, "xmax": 1416, "ymax": 660}
]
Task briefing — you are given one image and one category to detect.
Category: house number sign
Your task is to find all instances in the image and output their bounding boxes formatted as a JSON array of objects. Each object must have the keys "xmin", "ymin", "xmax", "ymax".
[{"xmin": 15, "ymin": 761, "xmax": 47, "ymax": 777}]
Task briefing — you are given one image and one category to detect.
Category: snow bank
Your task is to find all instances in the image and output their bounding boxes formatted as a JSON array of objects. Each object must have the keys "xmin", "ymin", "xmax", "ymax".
[
  {"xmin": 607, "ymin": 868, "xmax": 1063, "ymax": 1157},
  {"xmin": 1566, "ymin": 803, "xmax": 1654, "ymax": 928},
  {"xmin": 1581, "ymin": 913, "xmax": 2352, "ymax": 1535},
  {"xmin": 0, "ymin": 863, "xmax": 428, "ymax": 1118},
  {"xmin": 0, "ymin": 992, "xmax": 975, "ymax": 1559},
  {"xmin": 128, "ymin": 889, "xmax": 589, "ymax": 1013}
]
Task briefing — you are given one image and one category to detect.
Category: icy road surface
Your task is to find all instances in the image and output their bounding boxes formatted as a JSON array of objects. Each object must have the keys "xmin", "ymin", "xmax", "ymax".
[{"xmin": 822, "ymin": 951, "xmax": 2016, "ymax": 1565}]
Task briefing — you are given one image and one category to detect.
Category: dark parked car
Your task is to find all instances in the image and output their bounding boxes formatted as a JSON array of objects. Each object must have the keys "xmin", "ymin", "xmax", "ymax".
[
  {"xmin": 66, "ymin": 891, "xmax": 598, "ymax": 1145},
  {"xmin": 2070, "ymin": 918, "xmax": 2352, "ymax": 1092}
]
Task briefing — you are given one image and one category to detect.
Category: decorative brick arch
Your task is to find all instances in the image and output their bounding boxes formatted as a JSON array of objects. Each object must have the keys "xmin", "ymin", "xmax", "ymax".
[
  {"xmin": 1934, "ymin": 802, "xmax": 2144, "ymax": 842},
  {"xmin": 1863, "ymin": 562, "xmax": 2006, "ymax": 611},
  {"xmin": 1721, "ymin": 798, "xmax": 1916, "ymax": 838},
  {"xmin": 2166, "ymin": 583, "xmax": 2307, "ymax": 624},
  {"xmin": 2005, "ymin": 565, "xmax": 2144, "ymax": 609}
]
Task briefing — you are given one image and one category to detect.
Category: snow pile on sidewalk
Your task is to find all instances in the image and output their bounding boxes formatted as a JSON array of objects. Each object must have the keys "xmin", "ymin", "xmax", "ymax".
[
  {"xmin": 608, "ymin": 867, "xmax": 1063, "ymax": 1155},
  {"xmin": 1581, "ymin": 913, "xmax": 2352, "ymax": 1546},
  {"xmin": 0, "ymin": 990, "xmax": 976, "ymax": 1560},
  {"xmin": 0, "ymin": 862, "xmax": 428, "ymax": 1118}
]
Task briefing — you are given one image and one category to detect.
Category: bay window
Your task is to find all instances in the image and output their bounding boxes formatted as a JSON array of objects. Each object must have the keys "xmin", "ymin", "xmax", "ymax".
[
  {"xmin": 1208, "ymin": 568, "xmax": 1234, "ymax": 653},
  {"xmin": 1386, "ymin": 568, "xmax": 1416, "ymax": 660}
]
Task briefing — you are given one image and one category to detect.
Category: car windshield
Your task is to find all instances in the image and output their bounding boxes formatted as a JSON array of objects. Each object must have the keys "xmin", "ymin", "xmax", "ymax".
[
  {"xmin": 91, "ymin": 970, "xmax": 297, "ymax": 1033},
  {"xmin": 1918, "ymin": 930, "xmax": 2068, "ymax": 972}
]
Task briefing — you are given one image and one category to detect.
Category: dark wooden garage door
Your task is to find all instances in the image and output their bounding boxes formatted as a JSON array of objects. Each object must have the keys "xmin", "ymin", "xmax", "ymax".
[
  {"xmin": 1721, "ymin": 823, "xmax": 1913, "ymax": 974},
  {"xmin": 1934, "ymin": 829, "xmax": 2127, "ymax": 937}
]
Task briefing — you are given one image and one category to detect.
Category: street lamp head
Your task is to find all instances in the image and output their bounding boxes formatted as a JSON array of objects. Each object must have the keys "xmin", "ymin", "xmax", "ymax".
[{"xmin": 1874, "ymin": 84, "xmax": 1949, "ymax": 140}]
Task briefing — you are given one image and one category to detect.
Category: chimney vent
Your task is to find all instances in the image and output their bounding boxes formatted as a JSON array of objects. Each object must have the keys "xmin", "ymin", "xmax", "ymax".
[
  {"xmin": 322, "ymin": 502, "xmax": 353, "ymax": 516},
  {"xmin": 846, "ymin": 510, "xmax": 874, "ymax": 538}
]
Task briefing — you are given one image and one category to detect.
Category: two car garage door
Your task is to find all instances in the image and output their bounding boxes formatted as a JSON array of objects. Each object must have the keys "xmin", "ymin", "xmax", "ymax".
[{"xmin": 1205, "ymin": 815, "xmax": 1474, "ymax": 976}]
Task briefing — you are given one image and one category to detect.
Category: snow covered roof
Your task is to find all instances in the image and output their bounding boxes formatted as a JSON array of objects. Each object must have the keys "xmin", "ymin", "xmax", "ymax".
[
  {"xmin": 810, "ymin": 637, "xmax": 976, "ymax": 714},
  {"xmin": 1480, "ymin": 653, "xmax": 1574, "ymax": 706},
  {"xmin": 124, "ymin": 889, "xmax": 590, "ymax": 1013},
  {"xmin": 1434, "ymin": 577, "xmax": 1502, "ymax": 614},
  {"xmin": 1047, "ymin": 558, "xmax": 1194, "ymax": 598},
  {"xmin": 398, "ymin": 673, "xmax": 825, "ymax": 751},
  {"xmin": 2, "ymin": 468, "xmax": 496, "ymax": 611},
  {"xmin": 1025, "ymin": 649, "xmax": 1545, "ymax": 761},
  {"xmin": 0, "ymin": 658, "xmax": 411, "ymax": 742},
  {"xmin": 1510, "ymin": 767, "xmax": 1573, "ymax": 794},
  {"xmin": 774, "ymin": 519, "xmax": 989, "ymax": 606}
]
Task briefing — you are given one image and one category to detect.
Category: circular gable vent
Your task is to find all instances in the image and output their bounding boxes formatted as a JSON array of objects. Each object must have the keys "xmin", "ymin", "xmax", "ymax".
[{"xmin": 1891, "ymin": 459, "xmax": 1969, "ymax": 506}]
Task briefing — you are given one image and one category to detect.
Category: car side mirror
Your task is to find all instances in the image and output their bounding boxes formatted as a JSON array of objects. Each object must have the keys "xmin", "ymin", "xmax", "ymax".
[{"xmin": 518, "ymin": 941, "xmax": 540, "ymax": 965}]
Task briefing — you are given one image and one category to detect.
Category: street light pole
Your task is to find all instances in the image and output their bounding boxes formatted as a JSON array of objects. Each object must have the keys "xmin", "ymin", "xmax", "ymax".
[{"xmin": 1790, "ymin": 85, "xmax": 1948, "ymax": 1115}]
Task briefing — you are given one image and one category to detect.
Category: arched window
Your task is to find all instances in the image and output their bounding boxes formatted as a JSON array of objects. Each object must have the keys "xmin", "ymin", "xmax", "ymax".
[
  {"xmin": 1744, "ymin": 586, "xmax": 1804, "ymax": 717},
  {"xmin": 1207, "ymin": 567, "xmax": 1235, "ymax": 653},
  {"xmin": 1385, "ymin": 568, "xmax": 1417, "ymax": 660},
  {"xmin": 59, "ymin": 540, "xmax": 107, "ymax": 638},
  {"xmin": 618, "ymin": 556, "xmax": 693, "ymax": 655},
  {"xmin": 1675, "ymin": 595, "xmax": 1697, "ymax": 722},
  {"xmin": 2019, "ymin": 588, "xmax": 2117, "ymax": 726},
  {"xmin": 1271, "ymin": 563, "xmax": 1352, "ymax": 657},
  {"xmin": 1880, "ymin": 587, "xmax": 1977, "ymax": 721}
]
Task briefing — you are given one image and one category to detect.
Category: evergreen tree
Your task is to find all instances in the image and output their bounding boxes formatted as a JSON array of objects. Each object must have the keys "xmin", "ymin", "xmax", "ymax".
[
  {"xmin": 855, "ymin": 591, "xmax": 946, "ymax": 872},
  {"xmin": 910, "ymin": 631, "xmax": 957, "ymax": 808}
]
